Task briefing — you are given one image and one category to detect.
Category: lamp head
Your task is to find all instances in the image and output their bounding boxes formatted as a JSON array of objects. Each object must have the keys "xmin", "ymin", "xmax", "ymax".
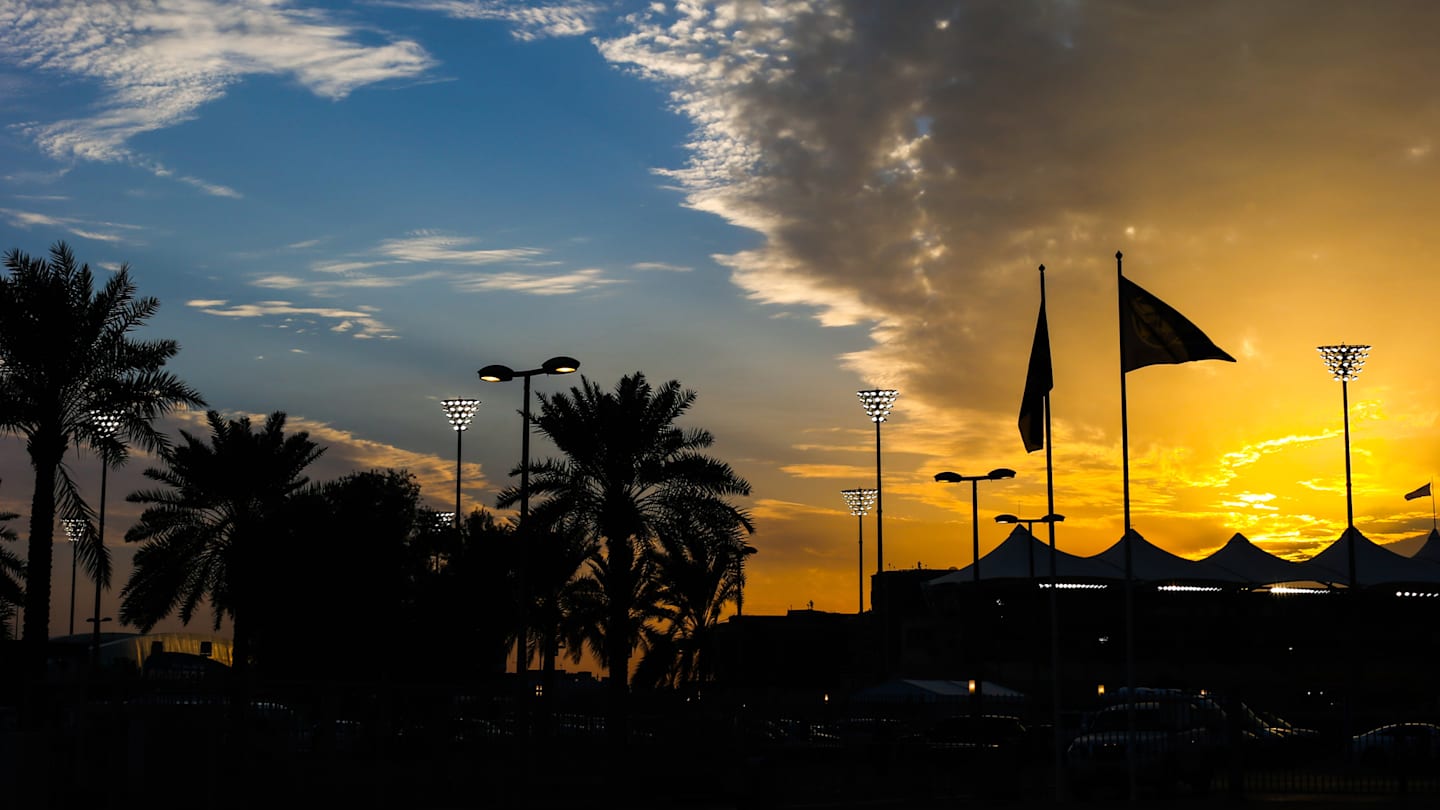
[
  {"xmin": 987, "ymin": 468, "xmax": 1016, "ymax": 480},
  {"xmin": 1317, "ymin": 344, "xmax": 1370, "ymax": 382},
  {"xmin": 1042, "ymin": 513, "xmax": 1066, "ymax": 523},
  {"xmin": 63, "ymin": 518, "xmax": 88, "ymax": 542},
  {"xmin": 857, "ymin": 389, "xmax": 899, "ymax": 422},
  {"xmin": 440, "ymin": 398, "xmax": 481, "ymax": 430},
  {"xmin": 994, "ymin": 514, "xmax": 1020, "ymax": 524},
  {"xmin": 934, "ymin": 471, "xmax": 962, "ymax": 483},
  {"xmin": 478, "ymin": 364, "xmax": 515, "ymax": 383},
  {"xmin": 543, "ymin": 356, "xmax": 579, "ymax": 375}
]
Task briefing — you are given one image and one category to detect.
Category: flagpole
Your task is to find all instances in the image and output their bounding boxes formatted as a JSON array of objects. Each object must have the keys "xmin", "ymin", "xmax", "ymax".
[
  {"xmin": 1041, "ymin": 264, "xmax": 1064, "ymax": 803},
  {"xmin": 1116, "ymin": 250, "xmax": 1138, "ymax": 801}
]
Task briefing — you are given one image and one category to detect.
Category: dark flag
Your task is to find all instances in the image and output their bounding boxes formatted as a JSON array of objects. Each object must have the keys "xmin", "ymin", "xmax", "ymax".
[
  {"xmin": 1119, "ymin": 275, "xmax": 1236, "ymax": 372},
  {"xmin": 1405, "ymin": 483, "xmax": 1432, "ymax": 501},
  {"xmin": 1019, "ymin": 299, "xmax": 1052, "ymax": 453}
]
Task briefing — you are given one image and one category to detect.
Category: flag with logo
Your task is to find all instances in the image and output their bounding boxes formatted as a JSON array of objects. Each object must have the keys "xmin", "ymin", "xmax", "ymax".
[{"xmin": 1119, "ymin": 275, "xmax": 1236, "ymax": 372}]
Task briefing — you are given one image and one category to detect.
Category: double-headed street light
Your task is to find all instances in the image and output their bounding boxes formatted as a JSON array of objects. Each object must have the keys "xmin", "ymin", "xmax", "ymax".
[
  {"xmin": 841, "ymin": 488, "xmax": 878, "ymax": 613},
  {"xmin": 935, "ymin": 468, "xmax": 1017, "ymax": 583},
  {"xmin": 856, "ymin": 390, "xmax": 898, "ymax": 575},
  {"xmin": 440, "ymin": 398, "xmax": 481, "ymax": 527},
  {"xmin": 995, "ymin": 513, "xmax": 1065, "ymax": 579},
  {"xmin": 477, "ymin": 356, "xmax": 579, "ymax": 681},
  {"xmin": 1318, "ymin": 343, "xmax": 1370, "ymax": 588}
]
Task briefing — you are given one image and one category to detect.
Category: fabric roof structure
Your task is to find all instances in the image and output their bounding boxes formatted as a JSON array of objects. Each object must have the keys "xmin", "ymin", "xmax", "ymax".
[
  {"xmin": 1199, "ymin": 533, "xmax": 1344, "ymax": 585},
  {"xmin": 923, "ymin": 525, "xmax": 1124, "ymax": 586},
  {"xmin": 921, "ymin": 525, "xmax": 1440, "ymax": 590},
  {"xmin": 1092, "ymin": 529, "xmax": 1233, "ymax": 582},
  {"xmin": 1307, "ymin": 527, "xmax": 1440, "ymax": 586},
  {"xmin": 1412, "ymin": 528, "xmax": 1440, "ymax": 565}
]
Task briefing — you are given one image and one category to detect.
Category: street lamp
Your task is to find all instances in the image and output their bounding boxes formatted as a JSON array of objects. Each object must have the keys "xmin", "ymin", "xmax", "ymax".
[
  {"xmin": 841, "ymin": 488, "xmax": 878, "ymax": 613},
  {"xmin": 1318, "ymin": 343, "xmax": 1370, "ymax": 588},
  {"xmin": 477, "ymin": 356, "xmax": 579, "ymax": 682},
  {"xmin": 856, "ymin": 390, "xmax": 898, "ymax": 575},
  {"xmin": 934, "ymin": 468, "xmax": 1017, "ymax": 583},
  {"xmin": 995, "ymin": 513, "xmax": 1065, "ymax": 579},
  {"xmin": 62, "ymin": 518, "xmax": 87, "ymax": 636},
  {"xmin": 90, "ymin": 409, "xmax": 124, "ymax": 670},
  {"xmin": 440, "ymin": 398, "xmax": 481, "ymax": 527}
]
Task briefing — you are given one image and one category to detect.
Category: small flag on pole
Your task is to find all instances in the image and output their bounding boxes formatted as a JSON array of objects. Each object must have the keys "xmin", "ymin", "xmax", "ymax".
[
  {"xmin": 1405, "ymin": 483, "xmax": 1431, "ymax": 501},
  {"xmin": 1119, "ymin": 275, "xmax": 1236, "ymax": 372},
  {"xmin": 1018, "ymin": 298, "xmax": 1052, "ymax": 453}
]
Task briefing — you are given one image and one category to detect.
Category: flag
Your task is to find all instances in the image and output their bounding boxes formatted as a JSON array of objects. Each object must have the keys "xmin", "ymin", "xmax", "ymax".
[
  {"xmin": 1120, "ymin": 275, "xmax": 1236, "ymax": 372},
  {"xmin": 1405, "ymin": 483, "xmax": 1432, "ymax": 501},
  {"xmin": 1018, "ymin": 300, "xmax": 1052, "ymax": 453}
]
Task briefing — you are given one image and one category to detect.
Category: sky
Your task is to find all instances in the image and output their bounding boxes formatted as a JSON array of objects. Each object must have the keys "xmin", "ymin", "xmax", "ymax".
[{"xmin": 3, "ymin": 0, "xmax": 1440, "ymax": 649}]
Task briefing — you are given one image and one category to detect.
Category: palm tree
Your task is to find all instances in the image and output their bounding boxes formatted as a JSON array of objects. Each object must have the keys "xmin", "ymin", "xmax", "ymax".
[
  {"xmin": 0, "ymin": 503, "xmax": 23, "ymax": 641},
  {"xmin": 504, "ymin": 372, "xmax": 752, "ymax": 737},
  {"xmin": 633, "ymin": 502, "xmax": 754, "ymax": 690},
  {"xmin": 0, "ymin": 241, "xmax": 204, "ymax": 671},
  {"xmin": 120, "ymin": 410, "xmax": 323, "ymax": 675}
]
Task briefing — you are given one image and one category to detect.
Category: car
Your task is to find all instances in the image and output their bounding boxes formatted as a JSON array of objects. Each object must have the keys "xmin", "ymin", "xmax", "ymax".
[
  {"xmin": 1065, "ymin": 699, "xmax": 1225, "ymax": 799},
  {"xmin": 1349, "ymin": 722, "xmax": 1440, "ymax": 766}
]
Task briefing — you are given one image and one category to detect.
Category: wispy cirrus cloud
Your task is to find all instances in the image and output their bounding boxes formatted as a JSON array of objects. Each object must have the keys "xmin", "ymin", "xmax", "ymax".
[
  {"xmin": 0, "ymin": 207, "xmax": 142, "ymax": 242},
  {"xmin": 383, "ymin": 0, "xmax": 601, "ymax": 41},
  {"xmin": 0, "ymin": 0, "xmax": 435, "ymax": 192},
  {"xmin": 257, "ymin": 230, "xmax": 620, "ymax": 297},
  {"xmin": 186, "ymin": 299, "xmax": 396, "ymax": 340}
]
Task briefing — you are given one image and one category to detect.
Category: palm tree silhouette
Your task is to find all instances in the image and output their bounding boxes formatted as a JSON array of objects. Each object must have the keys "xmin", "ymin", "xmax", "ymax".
[
  {"xmin": 120, "ymin": 410, "xmax": 323, "ymax": 676},
  {"xmin": 0, "ymin": 241, "xmax": 204, "ymax": 670},
  {"xmin": 504, "ymin": 372, "xmax": 752, "ymax": 742}
]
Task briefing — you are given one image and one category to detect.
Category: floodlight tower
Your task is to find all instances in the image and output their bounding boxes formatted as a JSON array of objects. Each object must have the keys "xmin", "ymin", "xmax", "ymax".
[
  {"xmin": 856, "ymin": 390, "xmax": 898, "ymax": 575},
  {"xmin": 1318, "ymin": 343, "xmax": 1370, "ymax": 588},
  {"xmin": 440, "ymin": 398, "xmax": 481, "ymax": 526},
  {"xmin": 841, "ymin": 488, "xmax": 878, "ymax": 613}
]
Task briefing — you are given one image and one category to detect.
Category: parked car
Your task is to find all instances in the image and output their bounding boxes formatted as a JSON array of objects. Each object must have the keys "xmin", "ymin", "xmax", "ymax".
[
  {"xmin": 1065, "ymin": 699, "xmax": 1225, "ymax": 799},
  {"xmin": 1349, "ymin": 722, "xmax": 1440, "ymax": 766}
]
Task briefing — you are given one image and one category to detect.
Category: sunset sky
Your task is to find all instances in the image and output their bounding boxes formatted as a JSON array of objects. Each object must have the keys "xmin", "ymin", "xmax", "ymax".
[{"xmin": 3, "ymin": 1, "xmax": 1439, "ymax": 646}]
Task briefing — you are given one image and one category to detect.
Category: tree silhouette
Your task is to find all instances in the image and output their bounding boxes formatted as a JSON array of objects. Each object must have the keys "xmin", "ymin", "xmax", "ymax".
[
  {"xmin": 0, "ymin": 241, "xmax": 204, "ymax": 673},
  {"xmin": 505, "ymin": 372, "xmax": 752, "ymax": 741},
  {"xmin": 120, "ymin": 410, "xmax": 323, "ymax": 678}
]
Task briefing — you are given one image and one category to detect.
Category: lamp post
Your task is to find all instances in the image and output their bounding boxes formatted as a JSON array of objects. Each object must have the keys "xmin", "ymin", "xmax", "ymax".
[
  {"xmin": 90, "ymin": 409, "xmax": 124, "ymax": 671},
  {"xmin": 477, "ymin": 357, "xmax": 579, "ymax": 683},
  {"xmin": 1318, "ymin": 344, "xmax": 1370, "ymax": 588},
  {"xmin": 440, "ymin": 398, "xmax": 481, "ymax": 527},
  {"xmin": 62, "ymin": 518, "xmax": 86, "ymax": 636},
  {"xmin": 856, "ymin": 390, "xmax": 898, "ymax": 575},
  {"xmin": 841, "ymin": 488, "xmax": 878, "ymax": 613},
  {"xmin": 994, "ymin": 513, "xmax": 1065, "ymax": 579},
  {"xmin": 934, "ymin": 468, "xmax": 1017, "ymax": 582}
]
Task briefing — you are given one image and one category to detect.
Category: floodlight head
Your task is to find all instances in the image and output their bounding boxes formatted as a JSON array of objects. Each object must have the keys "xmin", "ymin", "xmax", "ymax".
[
  {"xmin": 440, "ymin": 398, "xmax": 481, "ymax": 430},
  {"xmin": 433, "ymin": 511, "xmax": 456, "ymax": 528},
  {"xmin": 63, "ymin": 518, "xmax": 88, "ymax": 542},
  {"xmin": 988, "ymin": 468, "xmax": 1017, "ymax": 480},
  {"xmin": 857, "ymin": 389, "xmax": 899, "ymax": 422},
  {"xmin": 994, "ymin": 513, "xmax": 1019, "ymax": 524},
  {"xmin": 90, "ymin": 410, "xmax": 124, "ymax": 438},
  {"xmin": 543, "ymin": 356, "xmax": 579, "ymax": 375},
  {"xmin": 841, "ymin": 487, "xmax": 878, "ymax": 516},
  {"xmin": 934, "ymin": 471, "xmax": 962, "ymax": 483},
  {"xmin": 478, "ymin": 364, "xmax": 515, "ymax": 383},
  {"xmin": 1318, "ymin": 344, "xmax": 1370, "ymax": 382},
  {"xmin": 1042, "ymin": 513, "xmax": 1066, "ymax": 523}
]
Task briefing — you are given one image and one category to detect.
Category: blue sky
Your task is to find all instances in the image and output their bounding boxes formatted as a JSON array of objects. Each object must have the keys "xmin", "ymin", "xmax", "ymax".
[{"xmin": 5, "ymin": 1, "xmax": 1440, "ymax": 640}]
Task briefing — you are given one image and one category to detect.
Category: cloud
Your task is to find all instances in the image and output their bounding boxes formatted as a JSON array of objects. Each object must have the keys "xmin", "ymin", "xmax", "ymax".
[
  {"xmin": 631, "ymin": 261, "xmax": 692, "ymax": 273},
  {"xmin": 1, "ymin": 0, "xmax": 435, "ymax": 189},
  {"xmin": 0, "ymin": 207, "xmax": 141, "ymax": 242},
  {"xmin": 386, "ymin": 0, "xmax": 602, "ymax": 41},
  {"xmin": 451, "ymin": 267, "xmax": 622, "ymax": 295},
  {"xmin": 186, "ymin": 299, "xmax": 397, "ymax": 340}
]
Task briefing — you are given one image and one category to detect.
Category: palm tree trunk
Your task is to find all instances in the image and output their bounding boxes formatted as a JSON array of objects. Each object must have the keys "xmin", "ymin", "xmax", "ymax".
[{"xmin": 22, "ymin": 436, "xmax": 62, "ymax": 659}]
